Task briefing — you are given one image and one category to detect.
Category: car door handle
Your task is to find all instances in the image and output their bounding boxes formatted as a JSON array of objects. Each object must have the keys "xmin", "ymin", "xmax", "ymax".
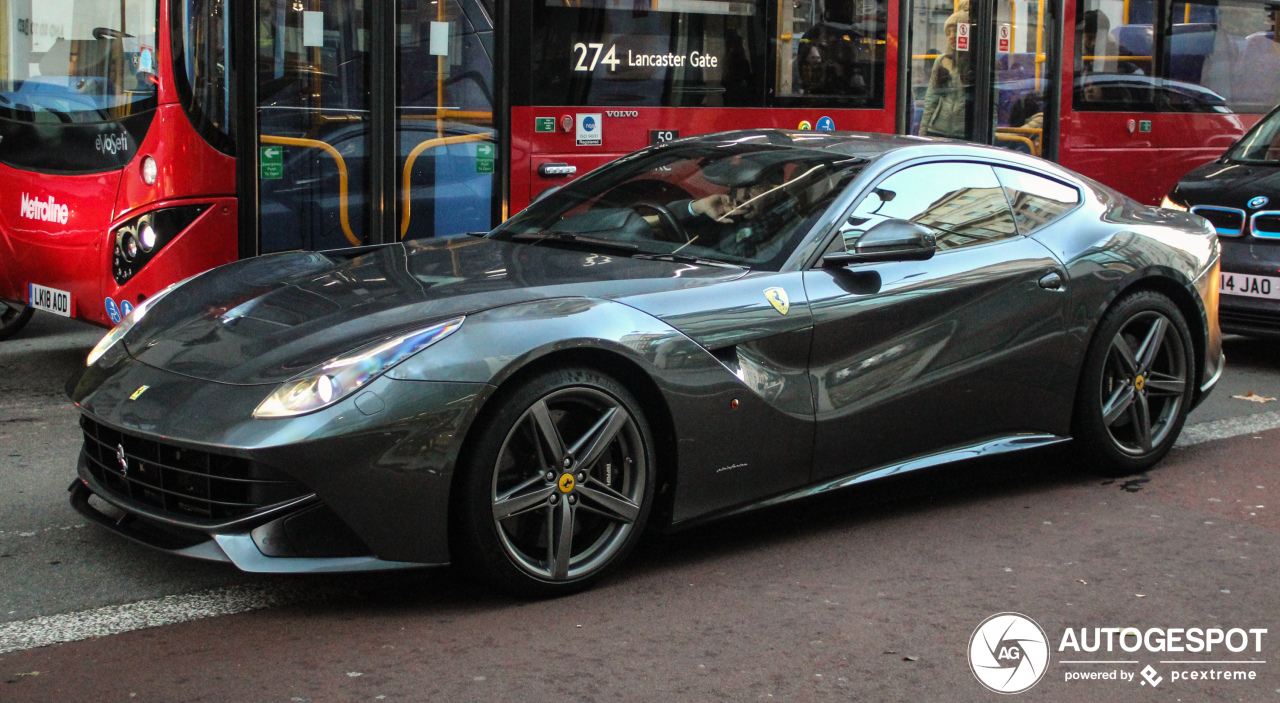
[{"xmin": 1038, "ymin": 272, "xmax": 1064, "ymax": 290}]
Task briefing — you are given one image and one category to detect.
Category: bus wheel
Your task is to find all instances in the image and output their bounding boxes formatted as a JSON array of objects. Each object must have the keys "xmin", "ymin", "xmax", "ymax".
[{"xmin": 0, "ymin": 301, "xmax": 34, "ymax": 342}]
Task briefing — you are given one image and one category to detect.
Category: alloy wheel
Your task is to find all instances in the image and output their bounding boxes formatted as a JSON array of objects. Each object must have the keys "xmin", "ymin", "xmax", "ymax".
[
  {"xmin": 490, "ymin": 387, "xmax": 647, "ymax": 582},
  {"xmin": 1099, "ymin": 310, "xmax": 1187, "ymax": 456}
]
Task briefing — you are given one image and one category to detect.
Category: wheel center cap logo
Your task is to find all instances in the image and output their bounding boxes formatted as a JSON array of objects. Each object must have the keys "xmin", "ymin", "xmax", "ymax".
[
  {"xmin": 968, "ymin": 612, "xmax": 1050, "ymax": 694},
  {"xmin": 558, "ymin": 473, "xmax": 576, "ymax": 493},
  {"xmin": 1134, "ymin": 374, "xmax": 1146, "ymax": 390},
  {"xmin": 115, "ymin": 443, "xmax": 129, "ymax": 476}
]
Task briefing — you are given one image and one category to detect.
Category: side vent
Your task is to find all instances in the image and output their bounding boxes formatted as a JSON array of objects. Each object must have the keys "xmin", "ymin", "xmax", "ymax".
[{"xmin": 708, "ymin": 345, "xmax": 742, "ymax": 379}]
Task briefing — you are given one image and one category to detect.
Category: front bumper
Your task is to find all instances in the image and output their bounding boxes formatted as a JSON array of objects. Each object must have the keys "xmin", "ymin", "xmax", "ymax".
[{"xmin": 67, "ymin": 355, "xmax": 493, "ymax": 570}]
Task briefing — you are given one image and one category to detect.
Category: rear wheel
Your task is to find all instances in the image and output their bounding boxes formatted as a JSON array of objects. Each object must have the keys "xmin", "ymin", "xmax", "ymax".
[
  {"xmin": 0, "ymin": 301, "xmax": 34, "ymax": 342},
  {"xmin": 1072, "ymin": 291, "xmax": 1194, "ymax": 475},
  {"xmin": 453, "ymin": 367, "xmax": 655, "ymax": 597}
]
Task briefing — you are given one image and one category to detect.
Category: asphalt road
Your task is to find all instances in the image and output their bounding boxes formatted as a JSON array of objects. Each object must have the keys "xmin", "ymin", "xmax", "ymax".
[{"xmin": 1, "ymin": 312, "xmax": 1279, "ymax": 700}]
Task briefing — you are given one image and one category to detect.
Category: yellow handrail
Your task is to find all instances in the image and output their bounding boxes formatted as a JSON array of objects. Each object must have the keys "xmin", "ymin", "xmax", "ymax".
[
  {"xmin": 995, "ymin": 131, "xmax": 1039, "ymax": 155},
  {"xmin": 400, "ymin": 133, "xmax": 493, "ymax": 238},
  {"xmin": 259, "ymin": 135, "xmax": 360, "ymax": 247}
]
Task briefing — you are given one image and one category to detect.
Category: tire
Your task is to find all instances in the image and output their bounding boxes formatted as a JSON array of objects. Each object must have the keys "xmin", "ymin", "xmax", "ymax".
[
  {"xmin": 1072, "ymin": 290, "xmax": 1195, "ymax": 476},
  {"xmin": 0, "ymin": 301, "xmax": 34, "ymax": 342},
  {"xmin": 452, "ymin": 366, "xmax": 656, "ymax": 597}
]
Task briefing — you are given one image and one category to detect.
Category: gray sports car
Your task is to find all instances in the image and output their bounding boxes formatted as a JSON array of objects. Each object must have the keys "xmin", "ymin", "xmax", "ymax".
[{"xmin": 67, "ymin": 131, "xmax": 1223, "ymax": 596}]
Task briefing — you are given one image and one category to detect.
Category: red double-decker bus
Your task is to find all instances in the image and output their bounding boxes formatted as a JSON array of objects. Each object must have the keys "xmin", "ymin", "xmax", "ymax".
[{"xmin": 1, "ymin": 0, "xmax": 1274, "ymax": 338}]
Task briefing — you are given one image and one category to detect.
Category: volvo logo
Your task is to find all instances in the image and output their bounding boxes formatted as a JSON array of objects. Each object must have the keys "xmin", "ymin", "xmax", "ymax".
[
  {"xmin": 1248, "ymin": 196, "xmax": 1269, "ymax": 209},
  {"xmin": 115, "ymin": 443, "xmax": 129, "ymax": 476}
]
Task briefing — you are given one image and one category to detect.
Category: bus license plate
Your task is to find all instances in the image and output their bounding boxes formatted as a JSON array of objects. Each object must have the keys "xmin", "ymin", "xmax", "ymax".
[{"xmin": 28, "ymin": 283, "xmax": 72, "ymax": 317}]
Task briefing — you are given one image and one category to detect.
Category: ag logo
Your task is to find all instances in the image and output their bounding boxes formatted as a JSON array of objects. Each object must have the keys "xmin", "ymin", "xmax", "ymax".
[
  {"xmin": 1248, "ymin": 195, "xmax": 1269, "ymax": 209},
  {"xmin": 763, "ymin": 287, "xmax": 790, "ymax": 315},
  {"xmin": 968, "ymin": 612, "xmax": 1049, "ymax": 694}
]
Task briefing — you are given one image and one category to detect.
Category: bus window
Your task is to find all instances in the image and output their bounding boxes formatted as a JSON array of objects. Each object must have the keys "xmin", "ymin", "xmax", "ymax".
[
  {"xmin": 773, "ymin": 0, "xmax": 889, "ymax": 108},
  {"xmin": 396, "ymin": 0, "xmax": 496, "ymax": 241},
  {"xmin": 528, "ymin": 0, "xmax": 765, "ymax": 107},
  {"xmin": 0, "ymin": 0, "xmax": 159, "ymax": 172},
  {"xmin": 1072, "ymin": 0, "xmax": 1157, "ymax": 111},
  {"xmin": 176, "ymin": 0, "xmax": 234, "ymax": 153},
  {"xmin": 1072, "ymin": 0, "xmax": 1277, "ymax": 114},
  {"xmin": 1166, "ymin": 0, "xmax": 1278, "ymax": 113}
]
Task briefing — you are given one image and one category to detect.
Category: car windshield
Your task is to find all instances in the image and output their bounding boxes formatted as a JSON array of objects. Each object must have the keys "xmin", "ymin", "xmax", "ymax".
[
  {"xmin": 1228, "ymin": 109, "xmax": 1280, "ymax": 164},
  {"xmin": 492, "ymin": 143, "xmax": 865, "ymax": 270},
  {"xmin": 0, "ymin": 0, "xmax": 159, "ymax": 123}
]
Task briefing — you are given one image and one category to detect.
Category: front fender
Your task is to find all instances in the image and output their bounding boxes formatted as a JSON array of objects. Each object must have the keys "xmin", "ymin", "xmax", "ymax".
[{"xmin": 391, "ymin": 297, "xmax": 817, "ymax": 523}]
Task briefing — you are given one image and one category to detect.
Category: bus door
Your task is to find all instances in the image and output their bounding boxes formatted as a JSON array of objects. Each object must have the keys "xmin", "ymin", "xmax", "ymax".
[
  {"xmin": 237, "ymin": 0, "xmax": 498, "ymax": 256},
  {"xmin": 903, "ymin": 0, "xmax": 1063, "ymax": 161}
]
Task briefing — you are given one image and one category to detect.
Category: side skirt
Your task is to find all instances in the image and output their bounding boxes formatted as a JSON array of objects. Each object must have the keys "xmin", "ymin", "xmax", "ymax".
[{"xmin": 671, "ymin": 433, "xmax": 1071, "ymax": 529}]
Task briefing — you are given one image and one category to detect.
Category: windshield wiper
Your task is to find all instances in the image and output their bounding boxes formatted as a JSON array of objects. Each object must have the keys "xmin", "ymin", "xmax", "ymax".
[
  {"xmin": 632, "ymin": 253, "xmax": 741, "ymax": 269},
  {"xmin": 510, "ymin": 231, "xmax": 641, "ymax": 254}
]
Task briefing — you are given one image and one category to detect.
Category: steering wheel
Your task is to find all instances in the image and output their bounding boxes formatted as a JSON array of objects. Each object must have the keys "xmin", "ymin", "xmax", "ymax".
[
  {"xmin": 633, "ymin": 202, "xmax": 689, "ymax": 243},
  {"xmin": 93, "ymin": 27, "xmax": 132, "ymax": 40}
]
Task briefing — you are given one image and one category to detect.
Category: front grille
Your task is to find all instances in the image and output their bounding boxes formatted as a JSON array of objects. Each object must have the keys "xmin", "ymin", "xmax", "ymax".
[
  {"xmin": 1220, "ymin": 309, "xmax": 1280, "ymax": 334},
  {"xmin": 1251, "ymin": 212, "xmax": 1280, "ymax": 239},
  {"xmin": 1191, "ymin": 206, "xmax": 1246, "ymax": 236},
  {"xmin": 80, "ymin": 416, "xmax": 308, "ymax": 521}
]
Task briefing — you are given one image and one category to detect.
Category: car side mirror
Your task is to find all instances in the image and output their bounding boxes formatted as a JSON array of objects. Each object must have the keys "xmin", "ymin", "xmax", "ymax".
[{"xmin": 822, "ymin": 218, "xmax": 937, "ymax": 267}]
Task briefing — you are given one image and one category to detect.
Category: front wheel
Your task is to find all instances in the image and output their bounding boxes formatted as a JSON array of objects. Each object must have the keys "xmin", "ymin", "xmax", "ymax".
[
  {"xmin": 1072, "ymin": 291, "xmax": 1195, "ymax": 476},
  {"xmin": 452, "ymin": 367, "xmax": 655, "ymax": 597},
  {"xmin": 0, "ymin": 301, "xmax": 34, "ymax": 342}
]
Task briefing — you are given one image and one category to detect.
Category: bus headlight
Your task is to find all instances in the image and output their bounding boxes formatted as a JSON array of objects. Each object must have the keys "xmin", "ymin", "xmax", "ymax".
[
  {"xmin": 141, "ymin": 156, "xmax": 158, "ymax": 185},
  {"xmin": 254, "ymin": 317, "xmax": 465, "ymax": 418},
  {"xmin": 86, "ymin": 275, "xmax": 200, "ymax": 367},
  {"xmin": 112, "ymin": 205, "xmax": 208, "ymax": 285}
]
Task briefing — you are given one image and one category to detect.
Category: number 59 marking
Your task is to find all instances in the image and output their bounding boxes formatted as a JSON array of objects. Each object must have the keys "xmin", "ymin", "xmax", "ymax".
[{"xmin": 573, "ymin": 42, "xmax": 620, "ymax": 72}]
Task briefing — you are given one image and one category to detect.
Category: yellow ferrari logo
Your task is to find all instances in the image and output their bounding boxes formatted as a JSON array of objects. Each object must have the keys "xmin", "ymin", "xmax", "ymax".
[
  {"xmin": 1134, "ymin": 375, "xmax": 1145, "ymax": 391},
  {"xmin": 558, "ymin": 473, "xmax": 576, "ymax": 493},
  {"xmin": 763, "ymin": 287, "xmax": 790, "ymax": 315},
  {"xmin": 129, "ymin": 385, "xmax": 150, "ymax": 401}
]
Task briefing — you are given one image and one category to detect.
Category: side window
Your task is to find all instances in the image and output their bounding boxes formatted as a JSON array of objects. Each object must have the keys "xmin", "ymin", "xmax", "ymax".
[
  {"xmin": 993, "ymin": 167, "xmax": 1081, "ymax": 235},
  {"xmin": 839, "ymin": 162, "xmax": 1019, "ymax": 251}
]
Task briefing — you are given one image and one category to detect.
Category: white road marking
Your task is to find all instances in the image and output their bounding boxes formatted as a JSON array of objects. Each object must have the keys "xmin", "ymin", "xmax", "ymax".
[
  {"xmin": 1175, "ymin": 410, "xmax": 1280, "ymax": 448},
  {"xmin": 0, "ymin": 583, "xmax": 333, "ymax": 655}
]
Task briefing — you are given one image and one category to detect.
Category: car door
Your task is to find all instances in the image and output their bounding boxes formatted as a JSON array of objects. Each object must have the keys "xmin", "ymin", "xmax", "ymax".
[{"xmin": 803, "ymin": 160, "xmax": 1072, "ymax": 482}]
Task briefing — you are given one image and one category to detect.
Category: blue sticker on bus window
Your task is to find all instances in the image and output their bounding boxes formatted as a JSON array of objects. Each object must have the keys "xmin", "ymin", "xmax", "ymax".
[
  {"xmin": 105, "ymin": 298, "xmax": 121, "ymax": 324},
  {"xmin": 120, "ymin": 300, "xmax": 134, "ymax": 318},
  {"xmin": 816, "ymin": 116, "xmax": 835, "ymax": 131}
]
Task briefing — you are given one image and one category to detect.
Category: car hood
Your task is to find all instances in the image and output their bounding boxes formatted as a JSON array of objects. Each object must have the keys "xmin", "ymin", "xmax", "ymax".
[
  {"xmin": 127, "ymin": 236, "xmax": 746, "ymax": 385},
  {"xmin": 1175, "ymin": 161, "xmax": 1280, "ymax": 209}
]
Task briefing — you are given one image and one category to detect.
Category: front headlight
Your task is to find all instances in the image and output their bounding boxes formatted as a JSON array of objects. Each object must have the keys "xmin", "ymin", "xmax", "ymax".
[
  {"xmin": 86, "ymin": 274, "xmax": 200, "ymax": 367},
  {"xmin": 253, "ymin": 316, "xmax": 465, "ymax": 419},
  {"xmin": 1160, "ymin": 195, "xmax": 1188, "ymax": 212}
]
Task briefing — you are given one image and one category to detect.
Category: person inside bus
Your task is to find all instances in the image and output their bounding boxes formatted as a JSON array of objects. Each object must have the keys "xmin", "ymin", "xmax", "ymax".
[
  {"xmin": 919, "ymin": 3, "xmax": 972, "ymax": 138},
  {"xmin": 1233, "ymin": 5, "xmax": 1280, "ymax": 109}
]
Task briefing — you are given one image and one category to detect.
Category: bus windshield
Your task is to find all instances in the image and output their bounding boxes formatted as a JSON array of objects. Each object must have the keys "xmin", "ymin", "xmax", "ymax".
[{"xmin": 0, "ymin": 0, "xmax": 159, "ymax": 123}]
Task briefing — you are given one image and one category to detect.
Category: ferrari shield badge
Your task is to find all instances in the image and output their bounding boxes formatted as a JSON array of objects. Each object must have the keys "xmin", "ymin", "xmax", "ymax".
[
  {"xmin": 763, "ymin": 287, "xmax": 790, "ymax": 315},
  {"xmin": 129, "ymin": 385, "xmax": 150, "ymax": 401}
]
